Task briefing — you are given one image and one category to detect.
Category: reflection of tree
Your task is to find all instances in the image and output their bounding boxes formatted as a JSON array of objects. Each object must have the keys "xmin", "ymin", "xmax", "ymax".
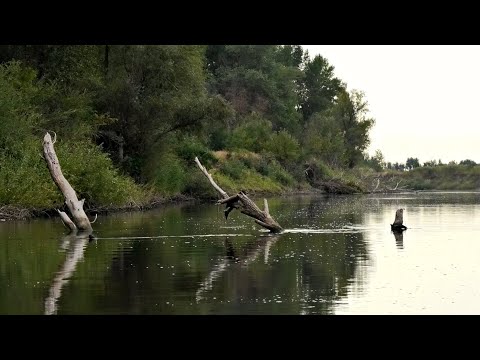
[
  {"xmin": 195, "ymin": 227, "xmax": 367, "ymax": 314},
  {"xmin": 39, "ymin": 194, "xmax": 370, "ymax": 314},
  {"xmin": 195, "ymin": 235, "xmax": 279, "ymax": 302},
  {"xmin": 392, "ymin": 230, "xmax": 404, "ymax": 249},
  {"xmin": 44, "ymin": 231, "xmax": 92, "ymax": 315}
]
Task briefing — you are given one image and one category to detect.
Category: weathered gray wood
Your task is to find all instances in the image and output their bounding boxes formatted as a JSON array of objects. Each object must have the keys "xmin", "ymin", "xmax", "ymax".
[
  {"xmin": 237, "ymin": 192, "xmax": 282, "ymax": 232},
  {"xmin": 217, "ymin": 194, "xmax": 240, "ymax": 205},
  {"xmin": 391, "ymin": 208, "xmax": 407, "ymax": 230},
  {"xmin": 43, "ymin": 132, "xmax": 92, "ymax": 232},
  {"xmin": 194, "ymin": 157, "xmax": 282, "ymax": 233},
  {"xmin": 56, "ymin": 209, "xmax": 77, "ymax": 231},
  {"xmin": 393, "ymin": 208, "xmax": 404, "ymax": 226},
  {"xmin": 194, "ymin": 157, "xmax": 228, "ymax": 199}
]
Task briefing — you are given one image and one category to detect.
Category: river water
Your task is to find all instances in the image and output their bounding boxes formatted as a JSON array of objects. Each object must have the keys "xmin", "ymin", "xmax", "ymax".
[{"xmin": 1, "ymin": 191, "xmax": 479, "ymax": 314}]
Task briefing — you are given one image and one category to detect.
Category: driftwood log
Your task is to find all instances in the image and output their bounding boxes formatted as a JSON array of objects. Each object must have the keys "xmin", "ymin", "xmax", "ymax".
[
  {"xmin": 43, "ymin": 132, "xmax": 93, "ymax": 232},
  {"xmin": 194, "ymin": 157, "xmax": 282, "ymax": 233},
  {"xmin": 391, "ymin": 208, "xmax": 407, "ymax": 231}
]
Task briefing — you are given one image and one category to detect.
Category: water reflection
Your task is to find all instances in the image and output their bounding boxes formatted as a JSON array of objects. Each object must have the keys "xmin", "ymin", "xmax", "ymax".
[
  {"xmin": 192, "ymin": 228, "xmax": 367, "ymax": 314},
  {"xmin": 392, "ymin": 230, "xmax": 405, "ymax": 250},
  {"xmin": 44, "ymin": 231, "xmax": 93, "ymax": 315},
  {"xmin": 196, "ymin": 235, "xmax": 280, "ymax": 302},
  {"xmin": 6, "ymin": 192, "xmax": 480, "ymax": 314}
]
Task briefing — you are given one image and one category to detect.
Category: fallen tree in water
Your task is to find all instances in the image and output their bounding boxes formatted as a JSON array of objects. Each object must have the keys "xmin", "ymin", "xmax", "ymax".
[
  {"xmin": 42, "ymin": 132, "xmax": 93, "ymax": 232},
  {"xmin": 194, "ymin": 157, "xmax": 283, "ymax": 233}
]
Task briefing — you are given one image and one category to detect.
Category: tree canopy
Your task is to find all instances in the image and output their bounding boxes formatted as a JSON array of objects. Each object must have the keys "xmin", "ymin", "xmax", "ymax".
[{"xmin": 0, "ymin": 45, "xmax": 378, "ymax": 209}]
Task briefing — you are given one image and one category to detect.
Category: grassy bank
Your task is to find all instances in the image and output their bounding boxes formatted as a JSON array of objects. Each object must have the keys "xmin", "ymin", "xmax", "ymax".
[
  {"xmin": 1, "ymin": 148, "xmax": 366, "ymax": 221},
  {"xmin": 7, "ymin": 146, "xmax": 480, "ymax": 222},
  {"xmin": 360, "ymin": 164, "xmax": 480, "ymax": 192}
]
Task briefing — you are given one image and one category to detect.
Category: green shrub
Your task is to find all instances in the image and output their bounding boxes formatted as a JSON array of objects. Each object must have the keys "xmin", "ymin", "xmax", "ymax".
[
  {"xmin": 175, "ymin": 135, "xmax": 217, "ymax": 167},
  {"xmin": 218, "ymin": 158, "xmax": 247, "ymax": 180},
  {"xmin": 56, "ymin": 141, "xmax": 146, "ymax": 206},
  {"xmin": 148, "ymin": 152, "xmax": 188, "ymax": 196},
  {"xmin": 266, "ymin": 130, "xmax": 300, "ymax": 163},
  {"xmin": 228, "ymin": 115, "xmax": 272, "ymax": 152}
]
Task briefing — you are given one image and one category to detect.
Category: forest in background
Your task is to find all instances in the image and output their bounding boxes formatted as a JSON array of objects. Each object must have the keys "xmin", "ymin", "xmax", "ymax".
[{"xmin": 0, "ymin": 45, "xmax": 478, "ymax": 219}]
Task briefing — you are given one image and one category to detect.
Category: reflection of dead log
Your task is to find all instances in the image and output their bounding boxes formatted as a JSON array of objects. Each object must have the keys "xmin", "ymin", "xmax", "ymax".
[
  {"xmin": 194, "ymin": 157, "xmax": 282, "ymax": 232},
  {"xmin": 195, "ymin": 235, "xmax": 279, "ymax": 302},
  {"xmin": 44, "ymin": 231, "xmax": 92, "ymax": 315},
  {"xmin": 43, "ymin": 132, "xmax": 93, "ymax": 232},
  {"xmin": 195, "ymin": 258, "xmax": 229, "ymax": 302}
]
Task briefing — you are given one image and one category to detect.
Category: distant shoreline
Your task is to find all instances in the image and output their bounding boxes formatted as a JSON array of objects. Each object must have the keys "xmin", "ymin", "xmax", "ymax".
[{"xmin": 3, "ymin": 188, "xmax": 480, "ymax": 222}]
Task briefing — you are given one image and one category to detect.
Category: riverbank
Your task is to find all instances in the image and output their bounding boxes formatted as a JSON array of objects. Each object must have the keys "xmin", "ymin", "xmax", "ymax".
[
  {"xmin": 0, "ymin": 188, "xmax": 328, "ymax": 222},
  {"xmin": 5, "ymin": 160, "xmax": 479, "ymax": 222},
  {"xmin": 0, "ymin": 194, "xmax": 196, "ymax": 221}
]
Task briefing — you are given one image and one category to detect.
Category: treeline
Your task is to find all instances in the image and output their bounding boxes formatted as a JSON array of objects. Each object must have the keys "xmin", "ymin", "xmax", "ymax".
[
  {"xmin": 370, "ymin": 155, "xmax": 478, "ymax": 172},
  {"xmin": 0, "ymin": 45, "xmax": 376, "ymax": 212}
]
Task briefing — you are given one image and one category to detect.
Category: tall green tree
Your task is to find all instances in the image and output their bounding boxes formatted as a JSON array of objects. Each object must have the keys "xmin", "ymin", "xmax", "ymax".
[
  {"xmin": 334, "ymin": 90, "xmax": 375, "ymax": 168},
  {"xmin": 300, "ymin": 54, "xmax": 344, "ymax": 121},
  {"xmin": 94, "ymin": 45, "xmax": 224, "ymax": 179},
  {"xmin": 205, "ymin": 45, "xmax": 303, "ymax": 134},
  {"xmin": 406, "ymin": 157, "xmax": 420, "ymax": 170},
  {"xmin": 303, "ymin": 110, "xmax": 346, "ymax": 167}
]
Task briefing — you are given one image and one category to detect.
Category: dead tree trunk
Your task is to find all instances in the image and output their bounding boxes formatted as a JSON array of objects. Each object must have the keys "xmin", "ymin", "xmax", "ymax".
[
  {"xmin": 391, "ymin": 208, "xmax": 407, "ymax": 231},
  {"xmin": 43, "ymin": 132, "xmax": 92, "ymax": 232},
  {"xmin": 194, "ymin": 157, "xmax": 282, "ymax": 233}
]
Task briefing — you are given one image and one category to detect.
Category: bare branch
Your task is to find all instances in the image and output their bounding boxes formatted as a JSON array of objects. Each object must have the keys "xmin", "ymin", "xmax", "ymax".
[
  {"xmin": 194, "ymin": 157, "xmax": 229, "ymax": 199},
  {"xmin": 56, "ymin": 209, "xmax": 77, "ymax": 231},
  {"xmin": 263, "ymin": 199, "xmax": 270, "ymax": 216},
  {"xmin": 90, "ymin": 214, "xmax": 98, "ymax": 224},
  {"xmin": 217, "ymin": 194, "xmax": 240, "ymax": 205}
]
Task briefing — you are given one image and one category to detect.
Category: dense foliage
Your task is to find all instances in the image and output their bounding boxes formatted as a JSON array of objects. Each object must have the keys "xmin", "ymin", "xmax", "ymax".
[{"xmin": 0, "ymin": 45, "xmax": 378, "ymax": 211}]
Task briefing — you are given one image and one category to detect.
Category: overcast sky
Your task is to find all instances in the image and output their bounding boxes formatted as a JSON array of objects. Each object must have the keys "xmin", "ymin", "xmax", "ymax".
[{"xmin": 302, "ymin": 45, "xmax": 480, "ymax": 165}]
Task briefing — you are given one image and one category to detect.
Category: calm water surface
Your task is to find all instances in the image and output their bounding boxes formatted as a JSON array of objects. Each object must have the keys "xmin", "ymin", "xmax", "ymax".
[{"xmin": 1, "ymin": 192, "xmax": 480, "ymax": 315}]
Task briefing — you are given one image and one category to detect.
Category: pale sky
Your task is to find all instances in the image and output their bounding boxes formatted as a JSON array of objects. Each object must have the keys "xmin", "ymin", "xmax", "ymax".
[{"xmin": 302, "ymin": 45, "xmax": 480, "ymax": 165}]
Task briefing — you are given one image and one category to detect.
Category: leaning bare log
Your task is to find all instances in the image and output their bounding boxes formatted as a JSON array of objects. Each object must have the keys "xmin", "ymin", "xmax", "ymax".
[
  {"xmin": 194, "ymin": 157, "xmax": 282, "ymax": 233},
  {"xmin": 43, "ymin": 132, "xmax": 92, "ymax": 232},
  {"xmin": 56, "ymin": 209, "xmax": 77, "ymax": 231}
]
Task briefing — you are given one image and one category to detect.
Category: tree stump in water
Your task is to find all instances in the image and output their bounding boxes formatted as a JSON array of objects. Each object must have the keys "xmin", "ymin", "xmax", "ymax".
[
  {"xmin": 391, "ymin": 208, "xmax": 407, "ymax": 231},
  {"xmin": 194, "ymin": 157, "xmax": 283, "ymax": 233}
]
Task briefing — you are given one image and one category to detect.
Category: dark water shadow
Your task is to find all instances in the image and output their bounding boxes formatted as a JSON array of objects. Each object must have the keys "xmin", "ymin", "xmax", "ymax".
[
  {"xmin": 44, "ymin": 230, "xmax": 94, "ymax": 315},
  {"xmin": 195, "ymin": 234, "xmax": 280, "ymax": 302},
  {"xmin": 392, "ymin": 229, "xmax": 405, "ymax": 250}
]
